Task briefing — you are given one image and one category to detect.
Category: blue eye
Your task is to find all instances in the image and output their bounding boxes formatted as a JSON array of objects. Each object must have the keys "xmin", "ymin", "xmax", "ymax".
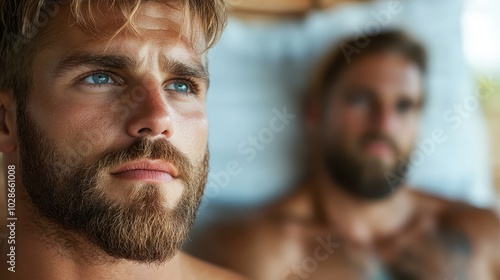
[
  {"xmin": 82, "ymin": 73, "xmax": 115, "ymax": 85},
  {"xmin": 165, "ymin": 82, "xmax": 191, "ymax": 93}
]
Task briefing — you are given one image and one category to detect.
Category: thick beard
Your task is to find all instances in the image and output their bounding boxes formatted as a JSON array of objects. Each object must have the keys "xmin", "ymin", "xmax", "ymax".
[
  {"xmin": 323, "ymin": 135, "xmax": 410, "ymax": 200},
  {"xmin": 17, "ymin": 105, "xmax": 208, "ymax": 264}
]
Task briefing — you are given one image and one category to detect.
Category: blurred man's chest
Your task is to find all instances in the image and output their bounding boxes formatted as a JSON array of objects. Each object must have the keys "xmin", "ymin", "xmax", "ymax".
[{"xmin": 292, "ymin": 228, "xmax": 474, "ymax": 280}]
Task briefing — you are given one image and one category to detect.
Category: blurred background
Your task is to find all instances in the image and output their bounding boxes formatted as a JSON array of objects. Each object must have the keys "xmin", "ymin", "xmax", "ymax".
[{"xmin": 191, "ymin": 0, "xmax": 500, "ymax": 233}]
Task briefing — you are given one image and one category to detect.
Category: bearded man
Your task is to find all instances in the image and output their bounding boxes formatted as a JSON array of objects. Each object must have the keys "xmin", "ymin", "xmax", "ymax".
[{"xmin": 0, "ymin": 1, "xmax": 245, "ymax": 279}]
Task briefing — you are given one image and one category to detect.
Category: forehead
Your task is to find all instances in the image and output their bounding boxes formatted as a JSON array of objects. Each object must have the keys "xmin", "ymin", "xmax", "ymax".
[
  {"xmin": 38, "ymin": 2, "xmax": 206, "ymax": 64},
  {"xmin": 338, "ymin": 52, "xmax": 423, "ymax": 95}
]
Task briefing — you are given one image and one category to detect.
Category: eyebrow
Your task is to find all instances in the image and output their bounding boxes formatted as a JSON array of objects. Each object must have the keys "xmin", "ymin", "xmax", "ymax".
[
  {"xmin": 344, "ymin": 87, "xmax": 376, "ymax": 96},
  {"xmin": 164, "ymin": 58, "xmax": 209, "ymax": 86},
  {"xmin": 53, "ymin": 54, "xmax": 134, "ymax": 78}
]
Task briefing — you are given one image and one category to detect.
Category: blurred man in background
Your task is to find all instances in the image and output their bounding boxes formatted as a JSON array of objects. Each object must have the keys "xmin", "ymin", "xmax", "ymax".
[
  {"xmin": 192, "ymin": 31, "xmax": 500, "ymax": 280},
  {"xmin": 197, "ymin": 0, "xmax": 494, "ymax": 222}
]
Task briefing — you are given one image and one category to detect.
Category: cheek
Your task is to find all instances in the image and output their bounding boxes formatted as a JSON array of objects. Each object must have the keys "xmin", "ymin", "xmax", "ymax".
[
  {"xmin": 170, "ymin": 104, "xmax": 208, "ymax": 161},
  {"xmin": 29, "ymin": 93, "xmax": 119, "ymax": 161},
  {"xmin": 400, "ymin": 122, "xmax": 419, "ymax": 151},
  {"xmin": 333, "ymin": 107, "xmax": 368, "ymax": 142}
]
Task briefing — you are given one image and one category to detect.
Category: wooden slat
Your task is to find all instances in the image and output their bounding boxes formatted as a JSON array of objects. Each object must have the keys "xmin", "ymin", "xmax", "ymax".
[
  {"xmin": 228, "ymin": 0, "xmax": 370, "ymax": 15},
  {"xmin": 228, "ymin": 0, "xmax": 312, "ymax": 14},
  {"xmin": 316, "ymin": 0, "xmax": 371, "ymax": 9}
]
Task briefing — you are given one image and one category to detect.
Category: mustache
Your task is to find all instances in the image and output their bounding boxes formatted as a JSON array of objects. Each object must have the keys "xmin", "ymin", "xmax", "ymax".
[
  {"xmin": 91, "ymin": 138, "xmax": 192, "ymax": 181},
  {"xmin": 359, "ymin": 133, "xmax": 400, "ymax": 155}
]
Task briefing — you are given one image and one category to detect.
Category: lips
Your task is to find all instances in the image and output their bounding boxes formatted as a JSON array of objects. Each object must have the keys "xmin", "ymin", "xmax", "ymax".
[
  {"xmin": 110, "ymin": 159, "xmax": 179, "ymax": 182},
  {"xmin": 365, "ymin": 141, "xmax": 392, "ymax": 155}
]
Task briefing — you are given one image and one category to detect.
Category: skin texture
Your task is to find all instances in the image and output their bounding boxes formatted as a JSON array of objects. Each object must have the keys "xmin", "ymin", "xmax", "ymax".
[
  {"xmin": 0, "ymin": 2, "xmax": 246, "ymax": 280},
  {"xmin": 187, "ymin": 53, "xmax": 500, "ymax": 280}
]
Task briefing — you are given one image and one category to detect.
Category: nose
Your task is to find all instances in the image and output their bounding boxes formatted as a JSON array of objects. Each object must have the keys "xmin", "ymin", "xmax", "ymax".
[
  {"xmin": 125, "ymin": 81, "xmax": 173, "ymax": 139},
  {"xmin": 372, "ymin": 103, "xmax": 398, "ymax": 135}
]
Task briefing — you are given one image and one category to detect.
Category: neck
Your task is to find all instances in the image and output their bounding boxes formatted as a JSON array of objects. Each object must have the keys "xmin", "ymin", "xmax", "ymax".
[
  {"xmin": 1, "ymin": 177, "xmax": 184, "ymax": 280},
  {"xmin": 313, "ymin": 167, "xmax": 416, "ymax": 248}
]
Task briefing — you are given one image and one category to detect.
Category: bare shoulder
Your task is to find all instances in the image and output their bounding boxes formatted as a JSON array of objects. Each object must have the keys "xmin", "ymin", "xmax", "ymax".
[
  {"xmin": 410, "ymin": 190, "xmax": 500, "ymax": 278},
  {"xmin": 412, "ymin": 189, "xmax": 500, "ymax": 259},
  {"xmin": 441, "ymin": 200, "xmax": 500, "ymax": 249},
  {"xmin": 179, "ymin": 252, "xmax": 249, "ymax": 280}
]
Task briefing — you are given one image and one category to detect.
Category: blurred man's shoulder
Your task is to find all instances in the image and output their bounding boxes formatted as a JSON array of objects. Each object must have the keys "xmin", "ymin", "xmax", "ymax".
[
  {"xmin": 410, "ymin": 188, "xmax": 500, "ymax": 249},
  {"xmin": 179, "ymin": 252, "xmax": 249, "ymax": 280}
]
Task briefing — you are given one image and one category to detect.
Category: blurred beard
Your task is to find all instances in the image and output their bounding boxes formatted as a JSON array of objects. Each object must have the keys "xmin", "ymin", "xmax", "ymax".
[
  {"xmin": 17, "ymin": 107, "xmax": 208, "ymax": 264},
  {"xmin": 323, "ymin": 133, "xmax": 410, "ymax": 200}
]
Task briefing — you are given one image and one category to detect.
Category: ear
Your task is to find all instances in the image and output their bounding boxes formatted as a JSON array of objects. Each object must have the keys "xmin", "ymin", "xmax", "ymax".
[{"xmin": 0, "ymin": 89, "xmax": 17, "ymax": 153}]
